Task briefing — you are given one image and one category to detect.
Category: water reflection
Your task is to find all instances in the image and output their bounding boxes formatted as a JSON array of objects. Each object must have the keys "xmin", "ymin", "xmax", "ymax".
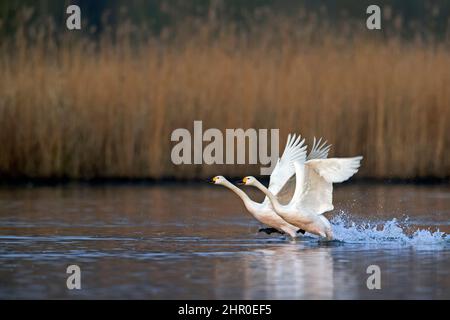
[
  {"xmin": 238, "ymin": 246, "xmax": 334, "ymax": 299},
  {"xmin": 0, "ymin": 183, "xmax": 449, "ymax": 299}
]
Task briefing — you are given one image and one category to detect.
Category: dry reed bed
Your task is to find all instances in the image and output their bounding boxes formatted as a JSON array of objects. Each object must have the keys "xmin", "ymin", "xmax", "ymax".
[{"xmin": 0, "ymin": 20, "xmax": 449, "ymax": 180}]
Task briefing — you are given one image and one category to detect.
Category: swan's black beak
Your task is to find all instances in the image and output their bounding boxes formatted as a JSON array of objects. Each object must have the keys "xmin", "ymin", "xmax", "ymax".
[
  {"xmin": 235, "ymin": 178, "xmax": 245, "ymax": 185},
  {"xmin": 207, "ymin": 178, "xmax": 215, "ymax": 184}
]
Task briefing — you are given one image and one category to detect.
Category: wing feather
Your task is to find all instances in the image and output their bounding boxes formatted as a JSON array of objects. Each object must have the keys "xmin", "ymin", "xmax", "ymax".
[
  {"xmin": 307, "ymin": 137, "xmax": 332, "ymax": 160},
  {"xmin": 306, "ymin": 157, "xmax": 363, "ymax": 183},
  {"xmin": 294, "ymin": 156, "xmax": 363, "ymax": 215},
  {"xmin": 276, "ymin": 137, "xmax": 331, "ymax": 204},
  {"xmin": 267, "ymin": 134, "xmax": 307, "ymax": 199}
]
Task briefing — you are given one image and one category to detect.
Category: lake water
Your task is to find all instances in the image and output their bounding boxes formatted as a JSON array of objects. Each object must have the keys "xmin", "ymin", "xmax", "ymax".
[{"xmin": 0, "ymin": 182, "xmax": 449, "ymax": 299}]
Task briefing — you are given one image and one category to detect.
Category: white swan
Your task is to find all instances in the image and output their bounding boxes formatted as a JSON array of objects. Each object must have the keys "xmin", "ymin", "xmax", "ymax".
[
  {"xmin": 210, "ymin": 135, "xmax": 330, "ymax": 238},
  {"xmin": 241, "ymin": 141, "xmax": 363, "ymax": 240}
]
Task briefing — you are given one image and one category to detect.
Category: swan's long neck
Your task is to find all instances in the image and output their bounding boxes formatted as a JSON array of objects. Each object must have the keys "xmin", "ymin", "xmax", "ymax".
[
  {"xmin": 254, "ymin": 180, "xmax": 284, "ymax": 213},
  {"xmin": 221, "ymin": 180, "xmax": 257, "ymax": 212}
]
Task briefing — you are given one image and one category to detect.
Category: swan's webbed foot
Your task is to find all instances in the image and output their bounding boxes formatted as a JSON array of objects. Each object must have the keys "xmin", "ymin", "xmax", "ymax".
[
  {"xmin": 258, "ymin": 227, "xmax": 284, "ymax": 235},
  {"xmin": 297, "ymin": 229, "xmax": 306, "ymax": 235}
]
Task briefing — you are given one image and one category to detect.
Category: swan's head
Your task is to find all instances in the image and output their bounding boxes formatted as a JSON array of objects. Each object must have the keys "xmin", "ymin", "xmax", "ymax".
[
  {"xmin": 209, "ymin": 175, "xmax": 226, "ymax": 185},
  {"xmin": 241, "ymin": 176, "xmax": 257, "ymax": 186}
]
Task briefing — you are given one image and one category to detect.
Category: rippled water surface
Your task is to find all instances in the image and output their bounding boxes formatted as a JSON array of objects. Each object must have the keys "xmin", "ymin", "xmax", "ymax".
[{"xmin": 0, "ymin": 183, "xmax": 449, "ymax": 299}]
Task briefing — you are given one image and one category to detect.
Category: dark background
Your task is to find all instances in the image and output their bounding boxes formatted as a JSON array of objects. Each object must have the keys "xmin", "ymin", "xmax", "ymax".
[{"xmin": 1, "ymin": 0, "xmax": 449, "ymax": 37}]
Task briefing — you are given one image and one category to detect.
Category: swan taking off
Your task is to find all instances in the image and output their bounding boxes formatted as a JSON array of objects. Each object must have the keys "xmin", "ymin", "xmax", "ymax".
[
  {"xmin": 241, "ymin": 137, "xmax": 363, "ymax": 240},
  {"xmin": 210, "ymin": 134, "xmax": 331, "ymax": 238}
]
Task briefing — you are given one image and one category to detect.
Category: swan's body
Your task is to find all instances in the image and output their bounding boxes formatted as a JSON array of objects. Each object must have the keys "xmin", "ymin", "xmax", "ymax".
[
  {"xmin": 211, "ymin": 135, "xmax": 330, "ymax": 238},
  {"xmin": 210, "ymin": 177, "xmax": 300, "ymax": 237},
  {"xmin": 243, "ymin": 140, "xmax": 363, "ymax": 240}
]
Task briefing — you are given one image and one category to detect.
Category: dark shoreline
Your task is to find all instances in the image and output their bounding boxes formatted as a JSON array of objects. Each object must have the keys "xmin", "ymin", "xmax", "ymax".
[{"xmin": 0, "ymin": 176, "xmax": 448, "ymax": 188}]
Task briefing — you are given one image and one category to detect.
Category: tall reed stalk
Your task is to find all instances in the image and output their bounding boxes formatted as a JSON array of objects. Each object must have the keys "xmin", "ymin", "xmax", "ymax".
[{"xmin": 0, "ymin": 13, "xmax": 449, "ymax": 180}]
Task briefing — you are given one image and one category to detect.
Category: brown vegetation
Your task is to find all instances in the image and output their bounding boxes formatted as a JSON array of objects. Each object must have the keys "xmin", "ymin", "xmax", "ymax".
[{"xmin": 0, "ymin": 15, "xmax": 449, "ymax": 180}]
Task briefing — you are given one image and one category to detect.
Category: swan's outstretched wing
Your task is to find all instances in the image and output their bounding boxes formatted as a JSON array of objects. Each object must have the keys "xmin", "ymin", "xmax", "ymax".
[
  {"xmin": 274, "ymin": 176, "xmax": 296, "ymax": 204},
  {"xmin": 276, "ymin": 137, "xmax": 332, "ymax": 204},
  {"xmin": 307, "ymin": 137, "xmax": 331, "ymax": 160},
  {"xmin": 295, "ymin": 156, "xmax": 363, "ymax": 215},
  {"xmin": 296, "ymin": 165, "xmax": 334, "ymax": 214},
  {"xmin": 305, "ymin": 157, "xmax": 363, "ymax": 183},
  {"xmin": 267, "ymin": 134, "xmax": 307, "ymax": 202}
]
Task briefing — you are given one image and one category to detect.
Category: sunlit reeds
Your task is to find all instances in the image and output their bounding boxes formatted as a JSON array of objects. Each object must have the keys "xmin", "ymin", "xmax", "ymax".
[{"xmin": 0, "ymin": 13, "xmax": 449, "ymax": 180}]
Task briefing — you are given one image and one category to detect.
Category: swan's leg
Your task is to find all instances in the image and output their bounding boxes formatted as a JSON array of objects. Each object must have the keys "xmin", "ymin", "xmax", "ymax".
[
  {"xmin": 325, "ymin": 229, "xmax": 334, "ymax": 241},
  {"xmin": 318, "ymin": 215, "xmax": 334, "ymax": 240},
  {"xmin": 258, "ymin": 227, "xmax": 284, "ymax": 235},
  {"xmin": 280, "ymin": 226, "xmax": 298, "ymax": 239}
]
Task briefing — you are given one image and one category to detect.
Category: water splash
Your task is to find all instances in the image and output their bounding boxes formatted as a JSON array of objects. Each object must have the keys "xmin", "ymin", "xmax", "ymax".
[{"xmin": 329, "ymin": 213, "xmax": 449, "ymax": 246}]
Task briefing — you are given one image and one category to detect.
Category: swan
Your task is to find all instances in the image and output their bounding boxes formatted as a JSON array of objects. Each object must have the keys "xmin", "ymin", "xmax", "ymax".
[
  {"xmin": 241, "ymin": 142, "xmax": 363, "ymax": 240},
  {"xmin": 209, "ymin": 135, "xmax": 331, "ymax": 238}
]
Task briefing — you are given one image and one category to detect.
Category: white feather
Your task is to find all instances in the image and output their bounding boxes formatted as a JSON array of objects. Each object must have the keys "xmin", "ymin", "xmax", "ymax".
[
  {"xmin": 306, "ymin": 137, "xmax": 332, "ymax": 160},
  {"xmin": 293, "ymin": 156, "xmax": 363, "ymax": 215},
  {"xmin": 306, "ymin": 157, "xmax": 363, "ymax": 183},
  {"xmin": 267, "ymin": 133, "xmax": 307, "ymax": 197},
  {"xmin": 275, "ymin": 137, "xmax": 332, "ymax": 204}
]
